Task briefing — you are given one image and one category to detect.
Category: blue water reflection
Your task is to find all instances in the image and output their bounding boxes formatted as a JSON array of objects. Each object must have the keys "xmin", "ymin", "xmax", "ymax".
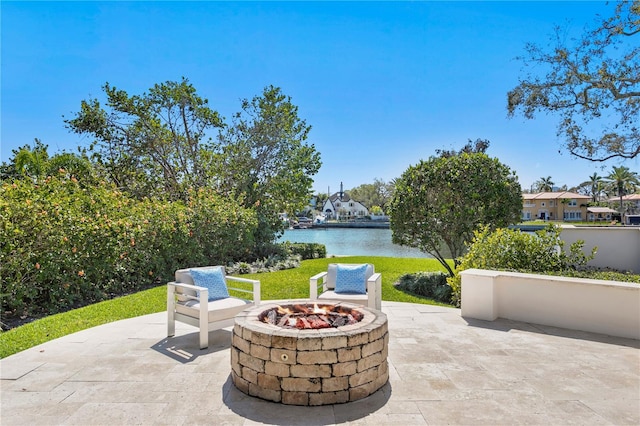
[{"xmin": 279, "ymin": 228, "xmax": 433, "ymax": 258}]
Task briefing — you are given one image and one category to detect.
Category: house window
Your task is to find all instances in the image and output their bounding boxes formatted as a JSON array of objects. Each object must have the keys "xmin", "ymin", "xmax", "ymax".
[
  {"xmin": 549, "ymin": 201, "xmax": 555, "ymax": 207},
  {"xmin": 563, "ymin": 211, "xmax": 582, "ymax": 220},
  {"xmin": 349, "ymin": 202, "xmax": 354, "ymax": 207},
  {"xmin": 336, "ymin": 203, "xmax": 341, "ymax": 207},
  {"xmin": 568, "ymin": 200, "xmax": 577, "ymax": 206},
  {"xmin": 541, "ymin": 202, "xmax": 546, "ymax": 207}
]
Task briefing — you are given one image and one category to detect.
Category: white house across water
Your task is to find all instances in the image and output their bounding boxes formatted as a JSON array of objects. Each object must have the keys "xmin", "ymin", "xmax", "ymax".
[{"xmin": 321, "ymin": 182, "xmax": 369, "ymax": 220}]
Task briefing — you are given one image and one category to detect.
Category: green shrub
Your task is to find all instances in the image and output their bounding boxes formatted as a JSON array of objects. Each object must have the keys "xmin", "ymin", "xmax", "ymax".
[
  {"xmin": 0, "ymin": 176, "xmax": 257, "ymax": 323},
  {"xmin": 225, "ymin": 242, "xmax": 324, "ymax": 274},
  {"xmin": 447, "ymin": 225, "xmax": 596, "ymax": 306},
  {"xmin": 281, "ymin": 242, "xmax": 327, "ymax": 260},
  {"xmin": 395, "ymin": 271, "xmax": 452, "ymax": 303},
  {"xmin": 228, "ymin": 253, "xmax": 301, "ymax": 275},
  {"xmin": 233, "ymin": 262, "xmax": 252, "ymax": 274}
]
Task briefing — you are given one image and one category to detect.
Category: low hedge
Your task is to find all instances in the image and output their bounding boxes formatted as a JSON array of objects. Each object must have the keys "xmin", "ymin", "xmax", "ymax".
[
  {"xmin": 0, "ymin": 175, "xmax": 257, "ymax": 325},
  {"xmin": 282, "ymin": 242, "xmax": 327, "ymax": 259},
  {"xmin": 394, "ymin": 271, "xmax": 452, "ymax": 304}
]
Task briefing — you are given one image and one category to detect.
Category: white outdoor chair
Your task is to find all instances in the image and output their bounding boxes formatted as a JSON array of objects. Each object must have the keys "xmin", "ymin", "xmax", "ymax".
[
  {"xmin": 309, "ymin": 263, "xmax": 382, "ymax": 310},
  {"xmin": 167, "ymin": 266, "xmax": 260, "ymax": 349}
]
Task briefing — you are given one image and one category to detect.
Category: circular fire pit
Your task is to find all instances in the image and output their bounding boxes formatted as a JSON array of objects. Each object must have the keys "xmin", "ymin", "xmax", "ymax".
[{"xmin": 231, "ymin": 300, "xmax": 388, "ymax": 406}]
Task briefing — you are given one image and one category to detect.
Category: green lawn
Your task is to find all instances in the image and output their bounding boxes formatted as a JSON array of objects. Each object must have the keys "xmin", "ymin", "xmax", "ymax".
[{"xmin": 0, "ymin": 256, "xmax": 449, "ymax": 359}]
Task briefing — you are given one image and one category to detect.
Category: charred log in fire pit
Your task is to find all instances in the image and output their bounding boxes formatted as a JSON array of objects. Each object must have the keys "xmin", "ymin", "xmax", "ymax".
[{"xmin": 259, "ymin": 303, "xmax": 364, "ymax": 329}]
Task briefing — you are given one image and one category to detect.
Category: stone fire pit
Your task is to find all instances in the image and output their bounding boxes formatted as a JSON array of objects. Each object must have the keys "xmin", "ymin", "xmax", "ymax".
[{"xmin": 230, "ymin": 300, "xmax": 388, "ymax": 406}]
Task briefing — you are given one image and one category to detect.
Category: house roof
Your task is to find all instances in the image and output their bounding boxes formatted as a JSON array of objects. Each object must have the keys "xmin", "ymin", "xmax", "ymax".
[
  {"xmin": 328, "ymin": 192, "xmax": 352, "ymax": 203},
  {"xmin": 606, "ymin": 194, "xmax": 640, "ymax": 202},
  {"xmin": 324, "ymin": 192, "xmax": 370, "ymax": 209},
  {"xmin": 522, "ymin": 191, "xmax": 591, "ymax": 200},
  {"xmin": 587, "ymin": 207, "xmax": 618, "ymax": 214}
]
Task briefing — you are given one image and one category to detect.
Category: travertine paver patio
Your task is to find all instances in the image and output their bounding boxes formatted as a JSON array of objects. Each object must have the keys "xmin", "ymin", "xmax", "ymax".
[{"xmin": 1, "ymin": 301, "xmax": 638, "ymax": 425}]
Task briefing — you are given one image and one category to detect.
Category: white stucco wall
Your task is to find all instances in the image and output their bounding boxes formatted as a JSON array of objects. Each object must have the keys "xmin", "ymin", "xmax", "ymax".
[
  {"xmin": 560, "ymin": 225, "xmax": 640, "ymax": 273},
  {"xmin": 460, "ymin": 269, "xmax": 640, "ymax": 340}
]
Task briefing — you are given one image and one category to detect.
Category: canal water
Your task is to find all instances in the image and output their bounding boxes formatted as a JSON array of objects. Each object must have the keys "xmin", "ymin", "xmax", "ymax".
[{"xmin": 279, "ymin": 228, "xmax": 433, "ymax": 258}]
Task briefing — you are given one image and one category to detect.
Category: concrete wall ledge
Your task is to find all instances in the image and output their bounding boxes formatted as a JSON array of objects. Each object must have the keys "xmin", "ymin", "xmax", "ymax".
[{"xmin": 460, "ymin": 268, "xmax": 640, "ymax": 340}]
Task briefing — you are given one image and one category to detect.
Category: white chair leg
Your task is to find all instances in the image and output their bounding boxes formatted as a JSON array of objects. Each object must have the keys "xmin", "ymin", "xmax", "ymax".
[
  {"xmin": 168, "ymin": 315, "xmax": 175, "ymax": 337},
  {"xmin": 199, "ymin": 327, "xmax": 208, "ymax": 350},
  {"xmin": 199, "ymin": 291, "xmax": 208, "ymax": 349},
  {"xmin": 167, "ymin": 284, "xmax": 176, "ymax": 337}
]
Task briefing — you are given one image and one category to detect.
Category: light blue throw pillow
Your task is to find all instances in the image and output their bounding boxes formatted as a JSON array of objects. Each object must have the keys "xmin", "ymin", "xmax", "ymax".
[
  {"xmin": 334, "ymin": 264, "xmax": 368, "ymax": 294},
  {"xmin": 190, "ymin": 267, "xmax": 230, "ymax": 301}
]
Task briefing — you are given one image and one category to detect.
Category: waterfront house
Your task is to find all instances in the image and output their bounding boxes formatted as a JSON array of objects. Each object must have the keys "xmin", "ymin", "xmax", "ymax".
[
  {"xmin": 607, "ymin": 193, "xmax": 640, "ymax": 215},
  {"xmin": 521, "ymin": 191, "xmax": 591, "ymax": 221},
  {"xmin": 606, "ymin": 193, "xmax": 640, "ymax": 224},
  {"xmin": 322, "ymin": 183, "xmax": 369, "ymax": 220},
  {"xmin": 586, "ymin": 206, "xmax": 619, "ymax": 222}
]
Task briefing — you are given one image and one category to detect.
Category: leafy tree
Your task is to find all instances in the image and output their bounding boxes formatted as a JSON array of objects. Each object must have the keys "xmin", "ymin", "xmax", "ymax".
[
  {"xmin": 435, "ymin": 138, "xmax": 490, "ymax": 158},
  {"xmin": 605, "ymin": 165, "xmax": 640, "ymax": 217},
  {"xmin": 214, "ymin": 85, "xmax": 321, "ymax": 252},
  {"xmin": 65, "ymin": 80, "xmax": 319, "ymax": 256},
  {"xmin": 369, "ymin": 205, "xmax": 384, "ymax": 215},
  {"xmin": 0, "ymin": 162, "xmax": 17, "ymax": 182},
  {"xmin": 65, "ymin": 78, "xmax": 224, "ymax": 199},
  {"xmin": 313, "ymin": 192, "xmax": 329, "ymax": 212},
  {"xmin": 348, "ymin": 178, "xmax": 394, "ymax": 210},
  {"xmin": 389, "ymin": 153, "xmax": 522, "ymax": 277},
  {"xmin": 508, "ymin": 1, "xmax": 640, "ymax": 161},
  {"xmin": 535, "ymin": 176, "xmax": 555, "ymax": 192}
]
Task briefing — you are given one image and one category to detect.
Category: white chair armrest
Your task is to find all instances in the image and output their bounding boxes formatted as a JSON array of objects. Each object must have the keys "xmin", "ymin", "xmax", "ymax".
[
  {"xmin": 366, "ymin": 273, "xmax": 382, "ymax": 310},
  {"xmin": 368, "ymin": 272, "xmax": 382, "ymax": 287},
  {"xmin": 168, "ymin": 281, "xmax": 205, "ymax": 291},
  {"xmin": 168, "ymin": 281, "xmax": 208, "ymax": 302},
  {"xmin": 226, "ymin": 275, "xmax": 258, "ymax": 284},
  {"xmin": 226, "ymin": 276, "xmax": 261, "ymax": 305},
  {"xmin": 311, "ymin": 271, "xmax": 328, "ymax": 281},
  {"xmin": 310, "ymin": 271, "xmax": 328, "ymax": 300}
]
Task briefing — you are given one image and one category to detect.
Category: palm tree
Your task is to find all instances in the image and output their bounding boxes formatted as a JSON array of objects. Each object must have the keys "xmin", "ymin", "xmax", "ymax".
[
  {"xmin": 13, "ymin": 139, "xmax": 49, "ymax": 182},
  {"xmin": 586, "ymin": 172, "xmax": 603, "ymax": 202},
  {"xmin": 605, "ymin": 166, "xmax": 640, "ymax": 220},
  {"xmin": 536, "ymin": 176, "xmax": 554, "ymax": 192}
]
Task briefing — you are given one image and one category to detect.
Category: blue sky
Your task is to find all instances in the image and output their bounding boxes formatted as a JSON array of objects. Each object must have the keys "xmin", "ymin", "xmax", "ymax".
[{"xmin": 2, "ymin": 1, "xmax": 637, "ymax": 193}]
